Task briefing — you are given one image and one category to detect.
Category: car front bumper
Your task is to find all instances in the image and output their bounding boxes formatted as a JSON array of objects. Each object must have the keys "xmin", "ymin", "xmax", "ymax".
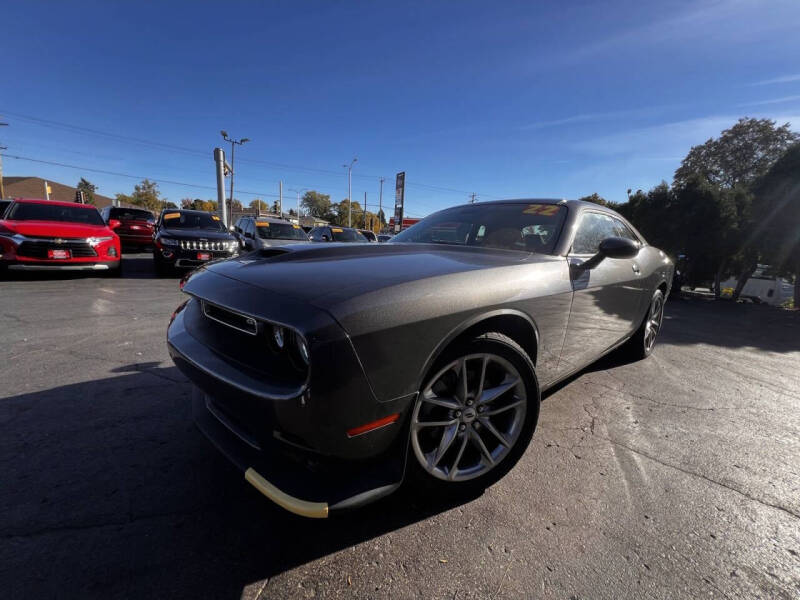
[{"xmin": 166, "ymin": 293, "xmax": 414, "ymax": 516}]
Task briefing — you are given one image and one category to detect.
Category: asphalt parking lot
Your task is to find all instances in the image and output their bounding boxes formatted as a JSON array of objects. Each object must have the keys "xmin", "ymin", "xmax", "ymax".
[{"xmin": 1, "ymin": 253, "xmax": 799, "ymax": 599}]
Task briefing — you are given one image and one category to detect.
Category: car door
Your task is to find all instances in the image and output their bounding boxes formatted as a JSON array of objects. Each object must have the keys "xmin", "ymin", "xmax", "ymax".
[{"xmin": 558, "ymin": 210, "xmax": 644, "ymax": 373}]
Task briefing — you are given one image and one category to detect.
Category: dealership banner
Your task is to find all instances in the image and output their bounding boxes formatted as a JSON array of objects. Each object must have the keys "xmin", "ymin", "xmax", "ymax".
[{"xmin": 393, "ymin": 172, "xmax": 405, "ymax": 233}]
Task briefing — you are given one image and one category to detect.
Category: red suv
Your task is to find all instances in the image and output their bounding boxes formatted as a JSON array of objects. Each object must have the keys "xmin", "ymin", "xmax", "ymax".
[
  {"xmin": 0, "ymin": 198, "xmax": 122, "ymax": 275},
  {"xmin": 100, "ymin": 205, "xmax": 155, "ymax": 250}
]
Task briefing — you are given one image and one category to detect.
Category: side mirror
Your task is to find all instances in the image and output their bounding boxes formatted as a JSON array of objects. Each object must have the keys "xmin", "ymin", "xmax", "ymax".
[
  {"xmin": 108, "ymin": 219, "xmax": 121, "ymax": 230},
  {"xmin": 598, "ymin": 236, "xmax": 640, "ymax": 259}
]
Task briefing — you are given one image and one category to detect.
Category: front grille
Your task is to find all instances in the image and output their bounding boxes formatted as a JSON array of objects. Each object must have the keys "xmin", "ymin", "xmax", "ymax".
[
  {"xmin": 202, "ymin": 301, "xmax": 258, "ymax": 335},
  {"xmin": 17, "ymin": 239, "xmax": 98, "ymax": 259},
  {"xmin": 179, "ymin": 239, "xmax": 230, "ymax": 251}
]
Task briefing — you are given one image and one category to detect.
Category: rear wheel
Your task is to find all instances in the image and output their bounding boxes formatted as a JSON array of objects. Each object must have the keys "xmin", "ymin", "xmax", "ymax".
[
  {"xmin": 623, "ymin": 289, "xmax": 665, "ymax": 360},
  {"xmin": 408, "ymin": 332, "xmax": 539, "ymax": 495}
]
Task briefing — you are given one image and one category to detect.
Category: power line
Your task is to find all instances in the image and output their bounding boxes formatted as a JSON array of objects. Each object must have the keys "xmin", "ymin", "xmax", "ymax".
[
  {"xmin": 0, "ymin": 109, "xmax": 502, "ymax": 198},
  {"xmin": 0, "ymin": 153, "xmax": 284, "ymax": 199}
]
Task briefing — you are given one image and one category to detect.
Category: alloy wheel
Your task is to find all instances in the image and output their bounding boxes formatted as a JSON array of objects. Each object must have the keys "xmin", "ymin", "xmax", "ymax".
[
  {"xmin": 644, "ymin": 293, "xmax": 665, "ymax": 352},
  {"xmin": 411, "ymin": 353, "xmax": 527, "ymax": 482}
]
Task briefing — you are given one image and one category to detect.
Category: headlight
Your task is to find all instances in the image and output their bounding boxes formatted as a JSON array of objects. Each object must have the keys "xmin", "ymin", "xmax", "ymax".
[
  {"xmin": 87, "ymin": 236, "xmax": 113, "ymax": 246},
  {"xmin": 160, "ymin": 237, "xmax": 179, "ymax": 247}
]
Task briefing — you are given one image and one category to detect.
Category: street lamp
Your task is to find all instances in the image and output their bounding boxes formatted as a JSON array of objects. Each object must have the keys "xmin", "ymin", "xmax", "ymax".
[
  {"xmin": 288, "ymin": 187, "xmax": 309, "ymax": 224},
  {"xmin": 220, "ymin": 131, "xmax": 250, "ymax": 225},
  {"xmin": 343, "ymin": 157, "xmax": 357, "ymax": 228}
]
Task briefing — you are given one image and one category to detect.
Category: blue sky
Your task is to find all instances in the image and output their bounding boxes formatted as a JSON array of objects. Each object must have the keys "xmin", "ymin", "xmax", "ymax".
[{"xmin": 2, "ymin": 0, "xmax": 800, "ymax": 216}]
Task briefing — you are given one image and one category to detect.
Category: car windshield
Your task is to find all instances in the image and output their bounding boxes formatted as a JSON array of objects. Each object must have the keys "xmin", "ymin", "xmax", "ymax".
[
  {"xmin": 7, "ymin": 202, "xmax": 105, "ymax": 226},
  {"xmin": 391, "ymin": 203, "xmax": 567, "ymax": 253},
  {"xmin": 332, "ymin": 228, "xmax": 367, "ymax": 242},
  {"xmin": 111, "ymin": 208, "xmax": 153, "ymax": 221},
  {"xmin": 255, "ymin": 221, "xmax": 309, "ymax": 240},
  {"xmin": 161, "ymin": 211, "xmax": 226, "ymax": 231}
]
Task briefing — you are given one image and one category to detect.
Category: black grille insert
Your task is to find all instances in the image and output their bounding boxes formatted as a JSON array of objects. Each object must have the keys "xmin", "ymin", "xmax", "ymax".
[
  {"xmin": 17, "ymin": 239, "xmax": 98, "ymax": 259},
  {"xmin": 202, "ymin": 301, "xmax": 258, "ymax": 336}
]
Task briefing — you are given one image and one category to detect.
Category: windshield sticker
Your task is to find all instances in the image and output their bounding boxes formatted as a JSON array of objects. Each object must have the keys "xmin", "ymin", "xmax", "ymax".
[
  {"xmin": 256, "ymin": 221, "xmax": 269, "ymax": 227},
  {"xmin": 163, "ymin": 212, "xmax": 181, "ymax": 220},
  {"xmin": 292, "ymin": 224, "xmax": 301, "ymax": 229},
  {"xmin": 523, "ymin": 204, "xmax": 560, "ymax": 216},
  {"xmin": 332, "ymin": 228, "xmax": 343, "ymax": 233},
  {"xmin": 211, "ymin": 215, "xmax": 220, "ymax": 220}
]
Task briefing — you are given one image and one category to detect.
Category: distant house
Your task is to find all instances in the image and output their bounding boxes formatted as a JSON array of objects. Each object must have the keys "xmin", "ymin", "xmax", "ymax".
[
  {"xmin": 1, "ymin": 176, "xmax": 124, "ymax": 208},
  {"xmin": 300, "ymin": 215, "xmax": 328, "ymax": 228}
]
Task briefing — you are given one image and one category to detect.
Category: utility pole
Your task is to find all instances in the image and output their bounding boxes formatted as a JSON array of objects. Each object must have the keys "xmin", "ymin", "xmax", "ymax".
[
  {"xmin": 213, "ymin": 148, "xmax": 227, "ymax": 226},
  {"xmin": 288, "ymin": 188, "xmax": 308, "ymax": 225},
  {"xmin": 220, "ymin": 131, "xmax": 250, "ymax": 226},
  {"xmin": 343, "ymin": 157, "xmax": 357, "ymax": 228},
  {"xmin": 378, "ymin": 177, "xmax": 384, "ymax": 232},
  {"xmin": 0, "ymin": 120, "xmax": 7, "ymax": 199},
  {"xmin": 44, "ymin": 180, "xmax": 51, "ymax": 201},
  {"xmin": 470, "ymin": 192, "xmax": 477, "ymax": 203},
  {"xmin": 279, "ymin": 180, "xmax": 283, "ymax": 217},
  {"xmin": 364, "ymin": 191, "xmax": 367, "ymax": 229}
]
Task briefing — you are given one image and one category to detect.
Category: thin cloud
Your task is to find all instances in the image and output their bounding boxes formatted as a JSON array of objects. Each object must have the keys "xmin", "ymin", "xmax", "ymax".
[
  {"xmin": 740, "ymin": 95, "xmax": 800, "ymax": 107},
  {"xmin": 522, "ymin": 105, "xmax": 677, "ymax": 131},
  {"xmin": 750, "ymin": 74, "xmax": 800, "ymax": 86}
]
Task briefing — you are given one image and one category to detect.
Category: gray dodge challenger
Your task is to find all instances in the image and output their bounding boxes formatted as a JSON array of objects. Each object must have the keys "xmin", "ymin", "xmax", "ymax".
[{"xmin": 167, "ymin": 199, "xmax": 673, "ymax": 517}]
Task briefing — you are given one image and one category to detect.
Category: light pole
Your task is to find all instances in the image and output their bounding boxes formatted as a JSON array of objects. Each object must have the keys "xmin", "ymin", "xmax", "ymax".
[
  {"xmin": 220, "ymin": 131, "xmax": 249, "ymax": 225},
  {"xmin": 343, "ymin": 157, "xmax": 357, "ymax": 228},
  {"xmin": 288, "ymin": 188, "xmax": 308, "ymax": 224},
  {"xmin": 0, "ymin": 120, "xmax": 8, "ymax": 199}
]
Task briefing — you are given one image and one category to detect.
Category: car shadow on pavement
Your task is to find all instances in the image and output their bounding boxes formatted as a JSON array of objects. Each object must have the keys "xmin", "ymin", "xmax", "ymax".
[{"xmin": 0, "ymin": 367, "xmax": 478, "ymax": 599}]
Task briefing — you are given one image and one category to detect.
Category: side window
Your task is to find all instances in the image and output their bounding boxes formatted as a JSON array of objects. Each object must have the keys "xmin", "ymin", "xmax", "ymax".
[
  {"xmin": 571, "ymin": 212, "xmax": 618, "ymax": 255},
  {"xmin": 245, "ymin": 219, "xmax": 255, "ymax": 237},
  {"xmin": 611, "ymin": 217, "xmax": 638, "ymax": 242},
  {"xmin": 309, "ymin": 227, "xmax": 320, "ymax": 241},
  {"xmin": 233, "ymin": 218, "xmax": 242, "ymax": 233}
]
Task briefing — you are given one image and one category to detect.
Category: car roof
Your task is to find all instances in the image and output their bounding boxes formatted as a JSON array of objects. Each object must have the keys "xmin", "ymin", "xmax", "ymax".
[
  {"xmin": 251, "ymin": 216, "xmax": 292, "ymax": 224},
  {"xmin": 11, "ymin": 197, "xmax": 99, "ymax": 209},
  {"xmin": 451, "ymin": 197, "xmax": 626, "ymax": 214}
]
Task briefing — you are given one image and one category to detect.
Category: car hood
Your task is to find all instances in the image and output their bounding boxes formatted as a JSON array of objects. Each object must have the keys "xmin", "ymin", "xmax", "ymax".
[
  {"xmin": 202, "ymin": 242, "xmax": 550, "ymax": 309},
  {"xmin": 258, "ymin": 238, "xmax": 308, "ymax": 247},
  {"xmin": 6, "ymin": 220, "xmax": 115, "ymax": 239},
  {"xmin": 160, "ymin": 228, "xmax": 235, "ymax": 240}
]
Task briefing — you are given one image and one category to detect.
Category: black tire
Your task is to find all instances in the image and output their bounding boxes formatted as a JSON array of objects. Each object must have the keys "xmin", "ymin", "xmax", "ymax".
[
  {"xmin": 407, "ymin": 332, "xmax": 540, "ymax": 497},
  {"xmin": 623, "ymin": 288, "xmax": 665, "ymax": 361},
  {"xmin": 153, "ymin": 253, "xmax": 169, "ymax": 276}
]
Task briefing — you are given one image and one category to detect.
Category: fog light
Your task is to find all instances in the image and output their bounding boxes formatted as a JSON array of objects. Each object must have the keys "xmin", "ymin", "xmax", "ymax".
[
  {"xmin": 273, "ymin": 326, "xmax": 285, "ymax": 349},
  {"xmin": 108, "ymin": 247, "xmax": 118, "ymax": 257}
]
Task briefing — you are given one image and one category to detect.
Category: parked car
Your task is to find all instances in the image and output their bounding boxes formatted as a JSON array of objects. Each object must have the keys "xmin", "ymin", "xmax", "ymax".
[
  {"xmin": 308, "ymin": 225, "xmax": 368, "ymax": 242},
  {"xmin": 720, "ymin": 265, "xmax": 794, "ymax": 306},
  {"xmin": 357, "ymin": 229, "xmax": 377, "ymax": 242},
  {"xmin": 0, "ymin": 198, "xmax": 121, "ymax": 275},
  {"xmin": 99, "ymin": 206, "xmax": 155, "ymax": 250},
  {"xmin": 377, "ymin": 233, "xmax": 393, "ymax": 243},
  {"xmin": 233, "ymin": 215, "xmax": 309, "ymax": 250},
  {"xmin": 167, "ymin": 198, "xmax": 672, "ymax": 517},
  {"xmin": 152, "ymin": 209, "xmax": 239, "ymax": 274}
]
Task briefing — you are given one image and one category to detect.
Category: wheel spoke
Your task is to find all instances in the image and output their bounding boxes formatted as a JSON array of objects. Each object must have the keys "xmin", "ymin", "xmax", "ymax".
[
  {"xmin": 478, "ymin": 377, "xmax": 519, "ymax": 405},
  {"xmin": 459, "ymin": 358, "xmax": 469, "ymax": 402},
  {"xmin": 482, "ymin": 397, "xmax": 524, "ymax": 417},
  {"xmin": 421, "ymin": 395, "xmax": 461, "ymax": 410},
  {"xmin": 447, "ymin": 435, "xmax": 469, "ymax": 480},
  {"xmin": 414, "ymin": 418, "xmax": 458, "ymax": 429},
  {"xmin": 430, "ymin": 423, "xmax": 459, "ymax": 466},
  {"xmin": 475, "ymin": 356, "xmax": 489, "ymax": 399},
  {"xmin": 479, "ymin": 417, "xmax": 509, "ymax": 447},
  {"xmin": 470, "ymin": 429, "xmax": 495, "ymax": 465}
]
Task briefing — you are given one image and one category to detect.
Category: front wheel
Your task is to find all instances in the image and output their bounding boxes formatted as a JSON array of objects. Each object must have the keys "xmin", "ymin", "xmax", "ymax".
[{"xmin": 408, "ymin": 332, "xmax": 539, "ymax": 494}]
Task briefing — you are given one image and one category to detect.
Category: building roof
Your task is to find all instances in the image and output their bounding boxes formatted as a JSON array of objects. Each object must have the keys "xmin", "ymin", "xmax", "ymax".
[{"xmin": 1, "ymin": 176, "xmax": 117, "ymax": 208}]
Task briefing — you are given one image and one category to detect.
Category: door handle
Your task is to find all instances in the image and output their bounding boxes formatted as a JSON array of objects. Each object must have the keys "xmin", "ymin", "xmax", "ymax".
[{"xmin": 632, "ymin": 263, "xmax": 641, "ymax": 275}]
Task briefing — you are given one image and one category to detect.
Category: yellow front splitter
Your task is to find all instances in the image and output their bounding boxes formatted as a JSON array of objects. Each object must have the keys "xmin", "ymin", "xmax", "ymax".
[{"xmin": 244, "ymin": 467, "xmax": 329, "ymax": 518}]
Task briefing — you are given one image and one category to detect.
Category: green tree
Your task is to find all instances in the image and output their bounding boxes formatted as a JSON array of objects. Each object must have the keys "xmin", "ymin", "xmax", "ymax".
[
  {"xmin": 674, "ymin": 118, "xmax": 799, "ymax": 189},
  {"xmin": 577, "ymin": 193, "xmax": 620, "ymax": 209},
  {"xmin": 331, "ymin": 198, "xmax": 362, "ymax": 226},
  {"xmin": 748, "ymin": 143, "xmax": 800, "ymax": 306},
  {"xmin": 301, "ymin": 191, "xmax": 333, "ymax": 220},
  {"xmin": 129, "ymin": 179, "xmax": 166, "ymax": 212},
  {"xmin": 164, "ymin": 201, "xmax": 178, "ymax": 209},
  {"xmin": 115, "ymin": 193, "xmax": 134, "ymax": 207},
  {"xmin": 250, "ymin": 199, "xmax": 269, "ymax": 211},
  {"xmin": 76, "ymin": 178, "xmax": 97, "ymax": 205}
]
